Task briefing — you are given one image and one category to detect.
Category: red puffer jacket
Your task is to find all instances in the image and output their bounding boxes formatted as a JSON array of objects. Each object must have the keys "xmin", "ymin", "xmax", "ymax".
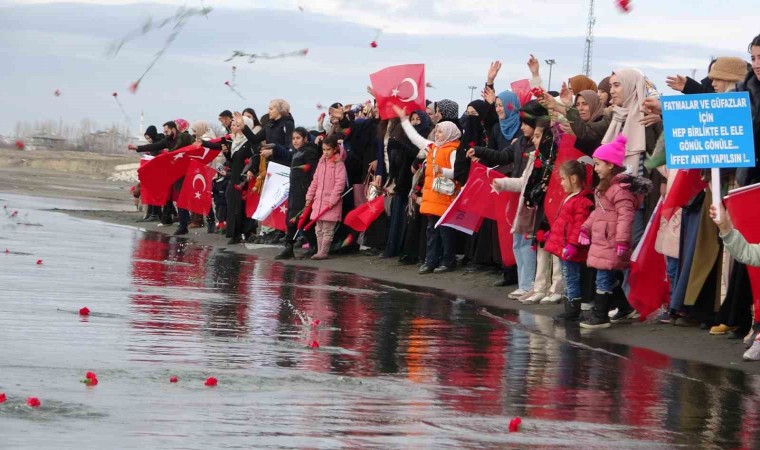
[{"xmin": 545, "ymin": 188, "xmax": 594, "ymax": 262}]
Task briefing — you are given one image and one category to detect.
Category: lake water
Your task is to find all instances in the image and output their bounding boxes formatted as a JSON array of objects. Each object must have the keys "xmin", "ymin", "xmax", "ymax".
[{"xmin": 1, "ymin": 193, "xmax": 759, "ymax": 449}]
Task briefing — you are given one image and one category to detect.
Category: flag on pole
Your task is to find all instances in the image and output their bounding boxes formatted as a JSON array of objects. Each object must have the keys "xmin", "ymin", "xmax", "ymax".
[
  {"xmin": 344, "ymin": 195, "xmax": 385, "ymax": 232},
  {"xmin": 370, "ymin": 64, "xmax": 426, "ymax": 120},
  {"xmin": 261, "ymin": 199, "xmax": 288, "ymax": 232},
  {"xmin": 724, "ymin": 183, "xmax": 760, "ymax": 323},
  {"xmin": 627, "ymin": 198, "xmax": 670, "ymax": 319},
  {"xmin": 661, "ymin": 169, "xmax": 706, "ymax": 220}
]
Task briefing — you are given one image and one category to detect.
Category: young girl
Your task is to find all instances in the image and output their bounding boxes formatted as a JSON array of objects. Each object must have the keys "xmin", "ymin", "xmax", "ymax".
[
  {"xmin": 305, "ymin": 134, "xmax": 347, "ymax": 260},
  {"xmin": 544, "ymin": 160, "xmax": 594, "ymax": 320},
  {"xmin": 579, "ymin": 134, "xmax": 651, "ymax": 329}
]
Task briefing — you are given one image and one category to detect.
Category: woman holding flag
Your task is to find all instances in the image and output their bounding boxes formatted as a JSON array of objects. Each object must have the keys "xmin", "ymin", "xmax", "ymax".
[{"xmin": 393, "ymin": 104, "xmax": 461, "ymax": 274}]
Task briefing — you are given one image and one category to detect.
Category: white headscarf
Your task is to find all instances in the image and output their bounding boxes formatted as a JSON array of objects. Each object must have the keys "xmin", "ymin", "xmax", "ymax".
[
  {"xmin": 230, "ymin": 116, "xmax": 254, "ymax": 155},
  {"xmin": 433, "ymin": 121, "xmax": 462, "ymax": 147},
  {"xmin": 191, "ymin": 120, "xmax": 216, "ymax": 140},
  {"xmin": 602, "ymin": 68, "xmax": 650, "ymax": 162}
]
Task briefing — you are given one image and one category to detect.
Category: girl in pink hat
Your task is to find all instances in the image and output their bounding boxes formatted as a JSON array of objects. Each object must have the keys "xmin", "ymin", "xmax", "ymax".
[{"xmin": 578, "ymin": 134, "xmax": 652, "ymax": 329}]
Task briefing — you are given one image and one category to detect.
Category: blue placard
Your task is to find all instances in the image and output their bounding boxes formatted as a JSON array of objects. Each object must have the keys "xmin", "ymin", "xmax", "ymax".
[{"xmin": 662, "ymin": 92, "xmax": 755, "ymax": 169}]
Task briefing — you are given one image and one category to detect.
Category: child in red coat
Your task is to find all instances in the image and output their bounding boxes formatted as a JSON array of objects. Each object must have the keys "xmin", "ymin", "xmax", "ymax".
[{"xmin": 545, "ymin": 160, "xmax": 594, "ymax": 321}]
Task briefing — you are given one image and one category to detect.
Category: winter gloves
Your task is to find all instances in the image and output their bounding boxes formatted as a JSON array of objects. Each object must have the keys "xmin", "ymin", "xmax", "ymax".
[
  {"xmin": 562, "ymin": 244, "xmax": 578, "ymax": 260},
  {"xmin": 615, "ymin": 242, "xmax": 629, "ymax": 256},
  {"xmin": 578, "ymin": 228, "xmax": 591, "ymax": 246}
]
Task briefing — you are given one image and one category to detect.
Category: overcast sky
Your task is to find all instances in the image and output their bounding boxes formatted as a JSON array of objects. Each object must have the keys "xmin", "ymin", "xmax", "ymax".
[{"xmin": 0, "ymin": 0, "xmax": 756, "ymax": 137}]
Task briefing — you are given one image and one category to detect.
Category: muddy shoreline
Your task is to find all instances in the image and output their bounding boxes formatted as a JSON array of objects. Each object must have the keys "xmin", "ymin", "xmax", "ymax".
[{"xmin": 2, "ymin": 166, "xmax": 759, "ymax": 376}]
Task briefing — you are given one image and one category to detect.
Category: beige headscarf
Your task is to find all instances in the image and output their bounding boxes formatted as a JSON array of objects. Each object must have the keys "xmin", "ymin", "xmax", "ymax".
[
  {"xmin": 576, "ymin": 90, "xmax": 604, "ymax": 122},
  {"xmin": 602, "ymin": 68, "xmax": 649, "ymax": 166},
  {"xmin": 191, "ymin": 120, "xmax": 216, "ymax": 140}
]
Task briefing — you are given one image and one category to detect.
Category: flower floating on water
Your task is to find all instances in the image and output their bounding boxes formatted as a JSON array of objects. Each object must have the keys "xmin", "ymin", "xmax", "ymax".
[
  {"xmin": 36, "ymin": 259, "xmax": 43, "ymax": 265},
  {"xmin": 0, "ymin": 393, "xmax": 6, "ymax": 404},
  {"xmin": 79, "ymin": 307, "xmax": 90, "ymax": 316},
  {"xmin": 308, "ymin": 340, "xmax": 320, "ymax": 349},
  {"xmin": 204, "ymin": 377, "xmax": 218, "ymax": 387},
  {"xmin": 82, "ymin": 371, "xmax": 98, "ymax": 386},
  {"xmin": 170, "ymin": 376, "xmax": 178, "ymax": 383},
  {"xmin": 26, "ymin": 397, "xmax": 41, "ymax": 408},
  {"xmin": 508, "ymin": 417, "xmax": 521, "ymax": 432}
]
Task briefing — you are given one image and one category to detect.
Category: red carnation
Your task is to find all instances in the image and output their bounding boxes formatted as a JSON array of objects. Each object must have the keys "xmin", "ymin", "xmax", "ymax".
[
  {"xmin": 530, "ymin": 87, "xmax": 545, "ymax": 98},
  {"xmin": 54, "ymin": 89, "xmax": 61, "ymax": 97},
  {"xmin": 26, "ymin": 397, "xmax": 41, "ymax": 408},
  {"xmin": 112, "ymin": 92, "xmax": 118, "ymax": 97},
  {"xmin": 128, "ymin": 81, "xmax": 139, "ymax": 94},
  {"xmin": 233, "ymin": 184, "xmax": 242, "ymax": 191},
  {"xmin": 79, "ymin": 307, "xmax": 90, "ymax": 316},
  {"xmin": 524, "ymin": 233, "xmax": 531, "ymax": 240},
  {"xmin": 311, "ymin": 319, "xmax": 321, "ymax": 327},
  {"xmin": 170, "ymin": 376, "xmax": 178, "ymax": 383},
  {"xmin": 468, "ymin": 141, "xmax": 476, "ymax": 148},
  {"xmin": 534, "ymin": 159, "xmax": 542, "ymax": 169},
  {"xmin": 82, "ymin": 371, "xmax": 98, "ymax": 386},
  {"xmin": 343, "ymin": 128, "xmax": 351, "ymax": 137},
  {"xmin": 536, "ymin": 230, "xmax": 545, "ymax": 243},
  {"xmin": 244, "ymin": 158, "xmax": 250, "ymax": 165},
  {"xmin": 370, "ymin": 41, "xmax": 378, "ymax": 48},
  {"xmin": 0, "ymin": 393, "xmax": 6, "ymax": 404},
  {"xmin": 85, "ymin": 371, "xmax": 96, "ymax": 380},
  {"xmin": 308, "ymin": 340, "xmax": 320, "ymax": 349},
  {"xmin": 204, "ymin": 377, "xmax": 218, "ymax": 387},
  {"xmin": 14, "ymin": 140, "xmax": 24, "ymax": 150},
  {"xmin": 508, "ymin": 417, "xmax": 522, "ymax": 433},
  {"xmin": 36, "ymin": 259, "xmax": 43, "ymax": 265}
]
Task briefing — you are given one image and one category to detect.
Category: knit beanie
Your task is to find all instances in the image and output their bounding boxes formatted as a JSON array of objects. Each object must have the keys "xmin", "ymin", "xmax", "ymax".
[
  {"xmin": 708, "ymin": 57, "xmax": 748, "ymax": 82},
  {"xmin": 144, "ymin": 125, "xmax": 158, "ymax": 141},
  {"xmin": 593, "ymin": 134, "xmax": 627, "ymax": 167}
]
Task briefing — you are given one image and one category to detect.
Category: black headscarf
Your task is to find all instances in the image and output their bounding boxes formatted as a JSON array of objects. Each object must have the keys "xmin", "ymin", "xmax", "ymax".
[{"xmin": 144, "ymin": 125, "xmax": 158, "ymax": 142}]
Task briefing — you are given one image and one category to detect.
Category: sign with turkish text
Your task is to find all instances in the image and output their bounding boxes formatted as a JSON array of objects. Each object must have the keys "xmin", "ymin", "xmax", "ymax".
[{"xmin": 662, "ymin": 92, "xmax": 755, "ymax": 169}]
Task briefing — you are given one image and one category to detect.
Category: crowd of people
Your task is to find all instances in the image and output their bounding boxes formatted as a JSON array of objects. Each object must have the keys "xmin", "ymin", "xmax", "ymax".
[{"xmin": 129, "ymin": 34, "xmax": 760, "ymax": 361}]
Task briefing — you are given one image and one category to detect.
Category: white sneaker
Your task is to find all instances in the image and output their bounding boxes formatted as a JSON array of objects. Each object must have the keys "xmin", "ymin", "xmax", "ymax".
[
  {"xmin": 539, "ymin": 293, "xmax": 563, "ymax": 304},
  {"xmin": 608, "ymin": 308, "xmax": 618, "ymax": 318},
  {"xmin": 520, "ymin": 292, "xmax": 546, "ymax": 305},
  {"xmin": 508, "ymin": 289, "xmax": 528, "ymax": 299},
  {"xmin": 743, "ymin": 339, "xmax": 760, "ymax": 361}
]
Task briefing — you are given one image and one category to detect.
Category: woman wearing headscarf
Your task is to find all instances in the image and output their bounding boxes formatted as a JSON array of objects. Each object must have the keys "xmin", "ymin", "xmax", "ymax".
[
  {"xmin": 222, "ymin": 112, "xmax": 264, "ymax": 244},
  {"xmin": 568, "ymin": 75, "xmax": 598, "ymax": 95},
  {"xmin": 385, "ymin": 110, "xmax": 433, "ymax": 259},
  {"xmin": 541, "ymin": 88, "xmax": 610, "ymax": 155},
  {"xmin": 394, "ymin": 105, "xmax": 462, "ymax": 274}
]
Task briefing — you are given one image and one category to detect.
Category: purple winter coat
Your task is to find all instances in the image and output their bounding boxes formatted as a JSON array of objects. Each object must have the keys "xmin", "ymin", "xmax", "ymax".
[
  {"xmin": 306, "ymin": 154, "xmax": 347, "ymax": 222},
  {"xmin": 582, "ymin": 174, "xmax": 641, "ymax": 271}
]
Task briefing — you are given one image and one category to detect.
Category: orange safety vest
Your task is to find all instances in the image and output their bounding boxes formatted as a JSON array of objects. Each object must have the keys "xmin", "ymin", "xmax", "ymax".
[{"xmin": 420, "ymin": 140, "xmax": 460, "ymax": 217}]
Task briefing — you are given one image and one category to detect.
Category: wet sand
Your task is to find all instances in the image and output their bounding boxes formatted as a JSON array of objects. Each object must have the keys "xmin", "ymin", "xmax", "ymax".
[{"xmin": 2, "ymin": 165, "xmax": 759, "ymax": 375}]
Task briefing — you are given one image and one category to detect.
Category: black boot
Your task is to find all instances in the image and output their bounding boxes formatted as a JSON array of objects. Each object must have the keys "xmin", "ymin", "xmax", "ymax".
[
  {"xmin": 275, "ymin": 243, "xmax": 295, "ymax": 260},
  {"xmin": 207, "ymin": 221, "xmax": 216, "ymax": 234},
  {"xmin": 554, "ymin": 297, "xmax": 582, "ymax": 321},
  {"xmin": 580, "ymin": 292, "xmax": 611, "ymax": 329}
]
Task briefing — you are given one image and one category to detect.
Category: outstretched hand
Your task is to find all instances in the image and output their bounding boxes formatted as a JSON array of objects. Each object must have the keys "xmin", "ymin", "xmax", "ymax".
[
  {"xmin": 233, "ymin": 111, "xmax": 245, "ymax": 128},
  {"xmin": 665, "ymin": 75, "xmax": 687, "ymax": 92},
  {"xmin": 527, "ymin": 54, "xmax": 540, "ymax": 77},
  {"xmin": 487, "ymin": 61, "xmax": 502, "ymax": 84},
  {"xmin": 392, "ymin": 105, "xmax": 408, "ymax": 120}
]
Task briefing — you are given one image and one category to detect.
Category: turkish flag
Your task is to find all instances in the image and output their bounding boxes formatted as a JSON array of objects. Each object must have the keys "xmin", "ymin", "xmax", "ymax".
[
  {"xmin": 627, "ymin": 198, "xmax": 670, "ymax": 319},
  {"xmin": 544, "ymin": 135, "xmax": 593, "ymax": 226},
  {"xmin": 261, "ymin": 199, "xmax": 288, "ymax": 232},
  {"xmin": 370, "ymin": 64, "xmax": 425, "ymax": 120},
  {"xmin": 661, "ymin": 169, "xmax": 706, "ymax": 220},
  {"xmin": 137, "ymin": 139, "xmax": 223, "ymax": 206},
  {"xmin": 137, "ymin": 157, "xmax": 159, "ymax": 205},
  {"xmin": 344, "ymin": 195, "xmax": 385, "ymax": 232},
  {"xmin": 458, "ymin": 162, "xmax": 512, "ymax": 221},
  {"xmin": 511, "ymin": 79, "xmax": 532, "ymax": 106},
  {"xmin": 244, "ymin": 184, "xmax": 261, "ymax": 219},
  {"xmin": 724, "ymin": 184, "xmax": 760, "ymax": 323},
  {"xmin": 436, "ymin": 190, "xmax": 484, "ymax": 234},
  {"xmin": 176, "ymin": 160, "xmax": 216, "ymax": 215}
]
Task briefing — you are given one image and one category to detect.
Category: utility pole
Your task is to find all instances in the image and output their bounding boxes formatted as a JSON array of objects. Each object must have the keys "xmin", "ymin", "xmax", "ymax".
[
  {"xmin": 468, "ymin": 85, "xmax": 477, "ymax": 101},
  {"xmin": 545, "ymin": 60, "xmax": 556, "ymax": 92},
  {"xmin": 582, "ymin": 0, "xmax": 595, "ymax": 77}
]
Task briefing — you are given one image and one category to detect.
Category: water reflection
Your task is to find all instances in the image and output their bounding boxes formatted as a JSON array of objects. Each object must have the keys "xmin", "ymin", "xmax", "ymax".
[
  {"xmin": 3, "ymin": 196, "xmax": 760, "ymax": 449},
  {"xmin": 123, "ymin": 231, "xmax": 760, "ymax": 448}
]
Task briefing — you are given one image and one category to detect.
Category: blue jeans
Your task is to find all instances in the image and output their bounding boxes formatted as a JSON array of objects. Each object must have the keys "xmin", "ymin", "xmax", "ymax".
[
  {"xmin": 561, "ymin": 260, "xmax": 582, "ymax": 299},
  {"xmin": 596, "ymin": 269, "xmax": 617, "ymax": 294},
  {"xmin": 426, "ymin": 216, "xmax": 456, "ymax": 268},
  {"xmin": 513, "ymin": 232, "xmax": 537, "ymax": 291}
]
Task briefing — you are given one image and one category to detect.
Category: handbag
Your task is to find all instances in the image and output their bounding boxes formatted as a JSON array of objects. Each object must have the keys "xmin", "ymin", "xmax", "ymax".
[
  {"xmin": 365, "ymin": 171, "xmax": 382, "ymax": 202},
  {"xmin": 432, "ymin": 176, "xmax": 456, "ymax": 196}
]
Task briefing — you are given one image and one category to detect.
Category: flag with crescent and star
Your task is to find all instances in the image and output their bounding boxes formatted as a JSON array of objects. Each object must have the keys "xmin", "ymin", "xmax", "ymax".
[
  {"xmin": 252, "ymin": 161, "xmax": 290, "ymax": 222},
  {"xmin": 370, "ymin": 64, "xmax": 426, "ymax": 120},
  {"xmin": 137, "ymin": 139, "xmax": 224, "ymax": 206},
  {"xmin": 344, "ymin": 195, "xmax": 385, "ymax": 232},
  {"xmin": 176, "ymin": 160, "xmax": 217, "ymax": 215},
  {"xmin": 261, "ymin": 198, "xmax": 288, "ymax": 232}
]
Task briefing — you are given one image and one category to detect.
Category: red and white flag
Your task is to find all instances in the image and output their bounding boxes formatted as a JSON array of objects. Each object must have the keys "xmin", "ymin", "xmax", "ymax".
[
  {"xmin": 138, "ymin": 139, "xmax": 224, "ymax": 206},
  {"xmin": 176, "ymin": 160, "xmax": 216, "ymax": 215},
  {"xmin": 724, "ymin": 183, "xmax": 760, "ymax": 323},
  {"xmin": 261, "ymin": 199, "xmax": 288, "ymax": 232},
  {"xmin": 661, "ymin": 169, "xmax": 706, "ymax": 220},
  {"xmin": 344, "ymin": 195, "xmax": 385, "ymax": 232},
  {"xmin": 627, "ymin": 198, "xmax": 670, "ymax": 319},
  {"xmin": 370, "ymin": 64, "xmax": 426, "ymax": 120},
  {"xmin": 436, "ymin": 190, "xmax": 484, "ymax": 234},
  {"xmin": 252, "ymin": 161, "xmax": 290, "ymax": 222}
]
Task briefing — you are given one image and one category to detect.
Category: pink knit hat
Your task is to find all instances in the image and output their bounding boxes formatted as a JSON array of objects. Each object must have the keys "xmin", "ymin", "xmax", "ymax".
[{"xmin": 593, "ymin": 134, "xmax": 627, "ymax": 167}]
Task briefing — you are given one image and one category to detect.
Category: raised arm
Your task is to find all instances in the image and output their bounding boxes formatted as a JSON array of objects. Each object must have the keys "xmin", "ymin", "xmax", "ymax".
[{"xmin": 393, "ymin": 105, "xmax": 433, "ymax": 155}]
